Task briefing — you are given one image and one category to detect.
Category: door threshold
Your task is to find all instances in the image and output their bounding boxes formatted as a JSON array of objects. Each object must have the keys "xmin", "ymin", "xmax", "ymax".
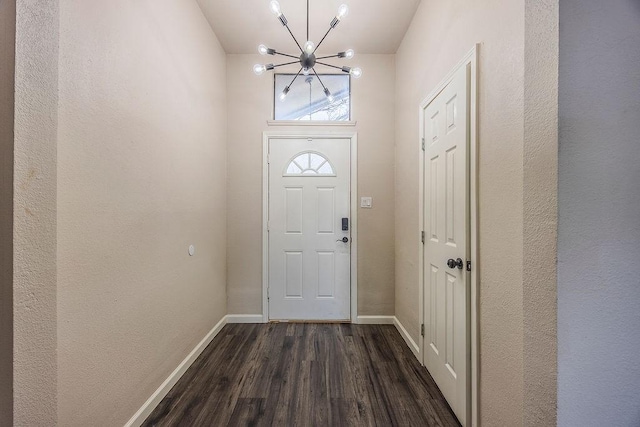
[{"xmin": 269, "ymin": 319, "xmax": 351, "ymax": 324}]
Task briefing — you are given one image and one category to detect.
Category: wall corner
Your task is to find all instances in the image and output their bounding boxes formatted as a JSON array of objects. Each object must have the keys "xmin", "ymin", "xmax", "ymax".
[
  {"xmin": 13, "ymin": 0, "xmax": 59, "ymax": 424},
  {"xmin": 523, "ymin": 0, "xmax": 559, "ymax": 425}
]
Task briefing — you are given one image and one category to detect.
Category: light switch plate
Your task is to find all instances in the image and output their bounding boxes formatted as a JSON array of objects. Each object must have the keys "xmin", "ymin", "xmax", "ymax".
[{"xmin": 360, "ymin": 197, "xmax": 372, "ymax": 208}]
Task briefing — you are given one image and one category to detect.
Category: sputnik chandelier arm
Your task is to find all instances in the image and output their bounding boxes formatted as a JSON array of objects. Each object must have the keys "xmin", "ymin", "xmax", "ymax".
[
  {"xmin": 269, "ymin": 0, "xmax": 303, "ymax": 52},
  {"xmin": 279, "ymin": 68, "xmax": 304, "ymax": 101},
  {"xmin": 315, "ymin": 61, "xmax": 363, "ymax": 78},
  {"xmin": 312, "ymin": 68, "xmax": 334, "ymax": 103},
  {"xmin": 253, "ymin": 0, "xmax": 362, "ymax": 102},
  {"xmin": 316, "ymin": 50, "xmax": 354, "ymax": 61}
]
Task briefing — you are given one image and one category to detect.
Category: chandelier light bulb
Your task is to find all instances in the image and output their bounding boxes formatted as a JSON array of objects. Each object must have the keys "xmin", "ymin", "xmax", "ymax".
[
  {"xmin": 253, "ymin": 64, "xmax": 266, "ymax": 75},
  {"xmin": 304, "ymin": 41, "xmax": 315, "ymax": 55},
  {"xmin": 344, "ymin": 49, "xmax": 355, "ymax": 59},
  {"xmin": 336, "ymin": 4, "xmax": 349, "ymax": 20},
  {"xmin": 324, "ymin": 87, "xmax": 334, "ymax": 103},
  {"xmin": 258, "ymin": 44, "xmax": 269, "ymax": 55},
  {"xmin": 279, "ymin": 86, "xmax": 290, "ymax": 101},
  {"xmin": 269, "ymin": 0, "xmax": 282, "ymax": 17},
  {"xmin": 350, "ymin": 67, "xmax": 362, "ymax": 78}
]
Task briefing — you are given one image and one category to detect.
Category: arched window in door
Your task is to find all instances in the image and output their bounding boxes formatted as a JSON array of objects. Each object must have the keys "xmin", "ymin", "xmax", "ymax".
[{"xmin": 283, "ymin": 151, "xmax": 336, "ymax": 176}]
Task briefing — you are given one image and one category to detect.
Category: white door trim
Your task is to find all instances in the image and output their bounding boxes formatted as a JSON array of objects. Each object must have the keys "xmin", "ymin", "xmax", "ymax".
[
  {"xmin": 418, "ymin": 44, "xmax": 479, "ymax": 427},
  {"xmin": 262, "ymin": 131, "xmax": 358, "ymax": 323}
]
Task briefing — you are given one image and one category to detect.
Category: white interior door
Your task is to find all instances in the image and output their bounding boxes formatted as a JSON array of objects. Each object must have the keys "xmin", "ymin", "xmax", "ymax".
[
  {"xmin": 268, "ymin": 138, "xmax": 351, "ymax": 320},
  {"xmin": 423, "ymin": 65, "xmax": 470, "ymax": 425}
]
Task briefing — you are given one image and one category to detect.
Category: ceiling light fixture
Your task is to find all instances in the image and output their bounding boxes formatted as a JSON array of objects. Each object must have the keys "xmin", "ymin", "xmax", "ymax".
[{"xmin": 253, "ymin": 0, "xmax": 362, "ymax": 103}]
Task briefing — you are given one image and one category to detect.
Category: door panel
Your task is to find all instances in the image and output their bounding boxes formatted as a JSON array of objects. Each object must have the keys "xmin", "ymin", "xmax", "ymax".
[
  {"xmin": 285, "ymin": 251, "xmax": 303, "ymax": 298},
  {"xmin": 423, "ymin": 64, "xmax": 470, "ymax": 425},
  {"xmin": 316, "ymin": 188, "xmax": 335, "ymax": 233},
  {"xmin": 285, "ymin": 187, "xmax": 303, "ymax": 233},
  {"xmin": 317, "ymin": 251, "xmax": 335, "ymax": 297},
  {"xmin": 269, "ymin": 138, "xmax": 350, "ymax": 320}
]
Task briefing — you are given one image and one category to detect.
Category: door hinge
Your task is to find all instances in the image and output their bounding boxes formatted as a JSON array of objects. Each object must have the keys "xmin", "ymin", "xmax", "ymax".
[
  {"xmin": 421, "ymin": 324, "xmax": 425, "ymax": 337},
  {"xmin": 421, "ymin": 231, "xmax": 425, "ymax": 244},
  {"xmin": 267, "ymin": 287, "xmax": 270, "ymax": 300},
  {"xmin": 466, "ymin": 260, "xmax": 472, "ymax": 272},
  {"xmin": 421, "ymin": 138, "xmax": 425, "ymax": 151}
]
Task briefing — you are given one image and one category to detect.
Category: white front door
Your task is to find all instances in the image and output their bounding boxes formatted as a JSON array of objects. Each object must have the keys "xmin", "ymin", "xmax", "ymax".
[
  {"xmin": 268, "ymin": 138, "xmax": 351, "ymax": 320},
  {"xmin": 423, "ymin": 65, "xmax": 470, "ymax": 425}
]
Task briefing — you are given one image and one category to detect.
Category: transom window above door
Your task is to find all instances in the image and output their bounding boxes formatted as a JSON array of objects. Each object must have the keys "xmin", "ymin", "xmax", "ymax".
[
  {"xmin": 274, "ymin": 74, "xmax": 350, "ymax": 121},
  {"xmin": 284, "ymin": 151, "xmax": 336, "ymax": 176}
]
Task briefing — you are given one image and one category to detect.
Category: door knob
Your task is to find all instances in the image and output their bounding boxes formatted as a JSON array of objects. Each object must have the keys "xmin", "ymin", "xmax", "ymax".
[
  {"xmin": 447, "ymin": 258, "xmax": 463, "ymax": 269},
  {"xmin": 337, "ymin": 237, "xmax": 349, "ymax": 243}
]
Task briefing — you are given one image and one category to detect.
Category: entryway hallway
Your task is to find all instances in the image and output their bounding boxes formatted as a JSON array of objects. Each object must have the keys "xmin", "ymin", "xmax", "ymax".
[{"xmin": 143, "ymin": 324, "xmax": 460, "ymax": 426}]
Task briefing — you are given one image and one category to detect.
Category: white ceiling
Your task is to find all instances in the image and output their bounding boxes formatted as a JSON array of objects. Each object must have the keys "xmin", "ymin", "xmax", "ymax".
[{"xmin": 197, "ymin": 0, "xmax": 421, "ymax": 55}]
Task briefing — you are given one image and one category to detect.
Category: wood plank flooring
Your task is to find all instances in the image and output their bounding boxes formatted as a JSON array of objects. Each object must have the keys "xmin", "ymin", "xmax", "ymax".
[{"xmin": 142, "ymin": 323, "xmax": 460, "ymax": 427}]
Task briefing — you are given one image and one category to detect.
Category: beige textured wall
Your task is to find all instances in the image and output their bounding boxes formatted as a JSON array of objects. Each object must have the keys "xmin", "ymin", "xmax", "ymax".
[
  {"xmin": 56, "ymin": 1, "xmax": 228, "ymax": 425},
  {"xmin": 226, "ymin": 54, "xmax": 395, "ymax": 317},
  {"xmin": 558, "ymin": 0, "xmax": 640, "ymax": 424},
  {"xmin": 0, "ymin": 0, "xmax": 15, "ymax": 424},
  {"xmin": 395, "ymin": 1, "xmax": 526, "ymax": 425},
  {"xmin": 523, "ymin": 0, "xmax": 558, "ymax": 425},
  {"xmin": 13, "ymin": 0, "xmax": 59, "ymax": 424}
]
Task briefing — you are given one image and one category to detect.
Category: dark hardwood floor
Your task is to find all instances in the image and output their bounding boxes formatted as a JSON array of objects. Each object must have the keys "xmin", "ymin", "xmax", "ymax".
[{"xmin": 142, "ymin": 323, "xmax": 460, "ymax": 427}]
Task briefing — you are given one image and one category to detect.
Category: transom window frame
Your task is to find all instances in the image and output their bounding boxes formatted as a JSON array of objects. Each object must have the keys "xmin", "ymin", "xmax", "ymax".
[{"xmin": 273, "ymin": 72, "xmax": 352, "ymax": 122}]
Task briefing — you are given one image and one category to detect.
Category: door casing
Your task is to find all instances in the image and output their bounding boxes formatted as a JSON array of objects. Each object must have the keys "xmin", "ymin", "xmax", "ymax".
[
  {"xmin": 418, "ymin": 45, "xmax": 479, "ymax": 426},
  {"xmin": 262, "ymin": 131, "xmax": 358, "ymax": 323}
]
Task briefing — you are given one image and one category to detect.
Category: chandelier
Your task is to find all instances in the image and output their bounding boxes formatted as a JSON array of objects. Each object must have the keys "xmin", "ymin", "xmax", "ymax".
[{"xmin": 253, "ymin": 0, "xmax": 362, "ymax": 103}]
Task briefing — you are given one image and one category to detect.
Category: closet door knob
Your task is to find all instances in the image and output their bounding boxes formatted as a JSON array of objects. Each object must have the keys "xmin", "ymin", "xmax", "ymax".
[{"xmin": 447, "ymin": 258, "xmax": 463, "ymax": 270}]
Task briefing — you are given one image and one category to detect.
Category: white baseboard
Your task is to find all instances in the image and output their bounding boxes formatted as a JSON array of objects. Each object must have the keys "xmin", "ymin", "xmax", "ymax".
[
  {"xmin": 393, "ymin": 316, "xmax": 421, "ymax": 361},
  {"xmin": 226, "ymin": 314, "xmax": 265, "ymax": 323},
  {"xmin": 356, "ymin": 315, "xmax": 395, "ymax": 325},
  {"xmin": 124, "ymin": 315, "xmax": 228, "ymax": 427},
  {"xmin": 356, "ymin": 316, "xmax": 420, "ymax": 362}
]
